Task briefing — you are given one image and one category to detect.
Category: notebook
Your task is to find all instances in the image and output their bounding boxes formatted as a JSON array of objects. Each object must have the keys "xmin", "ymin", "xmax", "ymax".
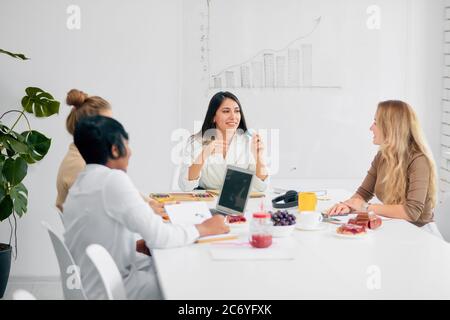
[{"xmin": 164, "ymin": 202, "xmax": 236, "ymax": 243}]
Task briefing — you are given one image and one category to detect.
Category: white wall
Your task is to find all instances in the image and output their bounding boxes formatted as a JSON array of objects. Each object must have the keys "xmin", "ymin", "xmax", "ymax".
[
  {"xmin": 0, "ymin": 0, "xmax": 445, "ymax": 278},
  {"xmin": 0, "ymin": 0, "xmax": 183, "ymax": 276},
  {"xmin": 180, "ymin": 0, "xmax": 443, "ymax": 178}
]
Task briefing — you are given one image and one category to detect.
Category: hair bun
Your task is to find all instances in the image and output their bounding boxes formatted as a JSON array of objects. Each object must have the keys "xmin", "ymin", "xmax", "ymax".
[{"xmin": 66, "ymin": 89, "xmax": 88, "ymax": 109}]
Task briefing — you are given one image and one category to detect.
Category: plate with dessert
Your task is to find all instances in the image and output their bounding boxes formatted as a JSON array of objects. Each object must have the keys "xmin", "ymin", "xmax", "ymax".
[
  {"xmin": 348, "ymin": 212, "xmax": 383, "ymax": 230},
  {"xmin": 225, "ymin": 215, "xmax": 249, "ymax": 229},
  {"xmin": 333, "ymin": 212, "xmax": 383, "ymax": 239},
  {"xmin": 334, "ymin": 223, "xmax": 368, "ymax": 239}
]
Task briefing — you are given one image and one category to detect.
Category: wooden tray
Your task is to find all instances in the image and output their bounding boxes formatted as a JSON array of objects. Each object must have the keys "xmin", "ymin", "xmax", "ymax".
[{"xmin": 149, "ymin": 192, "xmax": 215, "ymax": 203}]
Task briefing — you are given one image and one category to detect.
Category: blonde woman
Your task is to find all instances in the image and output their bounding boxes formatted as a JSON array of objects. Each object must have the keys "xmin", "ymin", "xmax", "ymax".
[
  {"xmin": 328, "ymin": 100, "xmax": 441, "ymax": 236},
  {"xmin": 55, "ymin": 89, "xmax": 166, "ymax": 217}
]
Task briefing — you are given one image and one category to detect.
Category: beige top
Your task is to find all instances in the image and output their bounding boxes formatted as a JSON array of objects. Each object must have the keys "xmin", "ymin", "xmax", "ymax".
[
  {"xmin": 356, "ymin": 151, "xmax": 434, "ymax": 227},
  {"xmin": 56, "ymin": 143, "xmax": 150, "ymax": 212},
  {"xmin": 56, "ymin": 143, "xmax": 85, "ymax": 211}
]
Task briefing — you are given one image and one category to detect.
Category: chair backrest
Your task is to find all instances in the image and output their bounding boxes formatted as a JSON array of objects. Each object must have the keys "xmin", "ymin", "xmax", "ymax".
[
  {"xmin": 56, "ymin": 207, "xmax": 65, "ymax": 230},
  {"xmin": 85, "ymin": 244, "xmax": 127, "ymax": 300},
  {"xmin": 41, "ymin": 221, "xmax": 87, "ymax": 300},
  {"xmin": 12, "ymin": 289, "xmax": 36, "ymax": 300},
  {"xmin": 435, "ymin": 192, "xmax": 450, "ymax": 242}
]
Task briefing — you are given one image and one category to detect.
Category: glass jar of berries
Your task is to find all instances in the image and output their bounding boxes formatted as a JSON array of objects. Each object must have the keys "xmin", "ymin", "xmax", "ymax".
[{"xmin": 249, "ymin": 212, "xmax": 273, "ymax": 248}]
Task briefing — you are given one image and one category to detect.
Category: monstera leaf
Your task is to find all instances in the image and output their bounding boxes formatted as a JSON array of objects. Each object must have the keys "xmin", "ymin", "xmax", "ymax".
[
  {"xmin": 21, "ymin": 130, "xmax": 51, "ymax": 162},
  {"xmin": 0, "ymin": 194, "xmax": 13, "ymax": 222},
  {"xmin": 0, "ymin": 134, "xmax": 29, "ymax": 155},
  {"xmin": 10, "ymin": 183, "xmax": 28, "ymax": 218},
  {"xmin": 2, "ymin": 157, "xmax": 28, "ymax": 187},
  {"xmin": 0, "ymin": 48, "xmax": 29, "ymax": 60},
  {"xmin": 21, "ymin": 87, "xmax": 60, "ymax": 117}
]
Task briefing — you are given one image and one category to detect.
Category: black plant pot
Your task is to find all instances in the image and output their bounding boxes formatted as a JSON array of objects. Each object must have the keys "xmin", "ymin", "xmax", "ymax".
[{"xmin": 0, "ymin": 243, "xmax": 12, "ymax": 299}]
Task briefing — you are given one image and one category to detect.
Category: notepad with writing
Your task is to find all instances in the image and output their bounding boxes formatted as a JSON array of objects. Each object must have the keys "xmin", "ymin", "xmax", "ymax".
[
  {"xmin": 164, "ymin": 202, "xmax": 236, "ymax": 243},
  {"xmin": 164, "ymin": 202, "xmax": 212, "ymax": 226}
]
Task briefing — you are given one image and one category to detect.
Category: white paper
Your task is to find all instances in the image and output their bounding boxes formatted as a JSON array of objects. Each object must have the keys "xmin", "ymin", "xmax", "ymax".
[{"xmin": 165, "ymin": 202, "xmax": 212, "ymax": 226}]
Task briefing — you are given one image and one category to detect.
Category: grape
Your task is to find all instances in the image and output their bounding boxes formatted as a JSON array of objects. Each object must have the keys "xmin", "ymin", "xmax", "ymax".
[{"xmin": 271, "ymin": 210, "xmax": 296, "ymax": 227}]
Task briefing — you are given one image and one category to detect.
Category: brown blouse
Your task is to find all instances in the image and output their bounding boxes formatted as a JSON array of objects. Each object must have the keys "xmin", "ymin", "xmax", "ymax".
[{"xmin": 356, "ymin": 151, "xmax": 434, "ymax": 227}]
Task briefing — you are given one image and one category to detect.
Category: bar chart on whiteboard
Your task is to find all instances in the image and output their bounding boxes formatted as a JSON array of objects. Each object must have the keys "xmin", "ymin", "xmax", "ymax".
[{"xmin": 200, "ymin": 0, "xmax": 343, "ymax": 91}]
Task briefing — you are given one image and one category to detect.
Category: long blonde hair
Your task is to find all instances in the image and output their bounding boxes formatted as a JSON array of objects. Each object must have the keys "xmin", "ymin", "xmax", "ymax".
[{"xmin": 376, "ymin": 100, "xmax": 436, "ymax": 207}]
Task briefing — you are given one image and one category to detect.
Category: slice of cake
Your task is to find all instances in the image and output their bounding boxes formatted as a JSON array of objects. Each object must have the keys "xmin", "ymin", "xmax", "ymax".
[
  {"xmin": 337, "ymin": 223, "xmax": 366, "ymax": 236},
  {"xmin": 348, "ymin": 212, "xmax": 382, "ymax": 230}
]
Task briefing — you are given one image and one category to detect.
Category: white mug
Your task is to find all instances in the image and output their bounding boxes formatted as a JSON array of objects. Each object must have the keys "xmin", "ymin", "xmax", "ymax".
[{"xmin": 296, "ymin": 211, "xmax": 323, "ymax": 229}]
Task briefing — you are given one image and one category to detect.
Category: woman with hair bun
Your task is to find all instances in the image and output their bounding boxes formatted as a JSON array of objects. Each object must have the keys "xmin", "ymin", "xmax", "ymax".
[
  {"xmin": 56, "ymin": 89, "xmax": 112, "ymax": 211},
  {"xmin": 56, "ymin": 89, "xmax": 169, "ymax": 220}
]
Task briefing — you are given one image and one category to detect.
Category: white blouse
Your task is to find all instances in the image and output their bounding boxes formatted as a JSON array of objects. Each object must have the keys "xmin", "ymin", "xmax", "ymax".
[
  {"xmin": 178, "ymin": 132, "xmax": 269, "ymax": 192},
  {"xmin": 63, "ymin": 164, "xmax": 199, "ymax": 299}
]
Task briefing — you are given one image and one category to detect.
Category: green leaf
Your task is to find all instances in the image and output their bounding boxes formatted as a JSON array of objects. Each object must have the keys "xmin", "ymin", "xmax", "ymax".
[
  {"xmin": 0, "ymin": 135, "xmax": 29, "ymax": 154},
  {"xmin": 0, "ymin": 157, "xmax": 4, "ymax": 185},
  {"xmin": 2, "ymin": 157, "xmax": 27, "ymax": 186},
  {"xmin": 0, "ymin": 183, "xmax": 5, "ymax": 204},
  {"xmin": 0, "ymin": 49, "xmax": 29, "ymax": 60},
  {"xmin": 21, "ymin": 87, "xmax": 60, "ymax": 117},
  {"xmin": 0, "ymin": 195, "xmax": 13, "ymax": 221},
  {"xmin": 21, "ymin": 130, "xmax": 51, "ymax": 161},
  {"xmin": 0, "ymin": 124, "xmax": 8, "ymax": 134},
  {"xmin": 10, "ymin": 183, "xmax": 28, "ymax": 217}
]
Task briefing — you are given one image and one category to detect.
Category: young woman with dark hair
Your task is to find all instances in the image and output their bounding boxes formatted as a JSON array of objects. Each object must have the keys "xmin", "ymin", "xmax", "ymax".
[
  {"xmin": 178, "ymin": 91, "xmax": 269, "ymax": 191},
  {"xmin": 64, "ymin": 115, "xmax": 229, "ymax": 299}
]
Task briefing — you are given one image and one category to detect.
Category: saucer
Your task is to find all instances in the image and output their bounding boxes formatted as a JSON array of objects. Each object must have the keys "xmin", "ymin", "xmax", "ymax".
[
  {"xmin": 295, "ymin": 222, "xmax": 328, "ymax": 231},
  {"xmin": 333, "ymin": 231, "xmax": 368, "ymax": 239}
]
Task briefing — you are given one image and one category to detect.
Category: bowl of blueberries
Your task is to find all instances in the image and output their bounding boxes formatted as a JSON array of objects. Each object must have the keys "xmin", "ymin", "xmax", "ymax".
[{"xmin": 270, "ymin": 210, "xmax": 297, "ymax": 237}]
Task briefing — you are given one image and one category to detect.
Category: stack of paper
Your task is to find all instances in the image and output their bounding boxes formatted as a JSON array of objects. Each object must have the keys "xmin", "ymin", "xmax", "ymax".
[
  {"xmin": 164, "ymin": 202, "xmax": 212, "ymax": 226},
  {"xmin": 164, "ymin": 202, "xmax": 235, "ymax": 243}
]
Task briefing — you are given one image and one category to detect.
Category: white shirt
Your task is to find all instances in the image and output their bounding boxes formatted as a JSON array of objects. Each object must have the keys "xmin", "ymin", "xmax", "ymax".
[
  {"xmin": 178, "ymin": 132, "xmax": 269, "ymax": 192},
  {"xmin": 63, "ymin": 164, "xmax": 199, "ymax": 299}
]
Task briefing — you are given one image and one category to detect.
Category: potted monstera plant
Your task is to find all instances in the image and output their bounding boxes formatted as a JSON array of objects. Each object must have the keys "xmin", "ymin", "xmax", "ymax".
[{"xmin": 0, "ymin": 48, "xmax": 60, "ymax": 298}]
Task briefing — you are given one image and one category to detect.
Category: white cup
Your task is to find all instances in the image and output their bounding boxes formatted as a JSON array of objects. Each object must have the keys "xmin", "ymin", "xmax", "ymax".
[{"xmin": 296, "ymin": 211, "xmax": 323, "ymax": 229}]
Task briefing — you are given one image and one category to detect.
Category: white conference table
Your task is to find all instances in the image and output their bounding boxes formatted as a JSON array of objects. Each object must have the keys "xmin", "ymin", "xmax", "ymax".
[{"xmin": 151, "ymin": 188, "xmax": 450, "ymax": 299}]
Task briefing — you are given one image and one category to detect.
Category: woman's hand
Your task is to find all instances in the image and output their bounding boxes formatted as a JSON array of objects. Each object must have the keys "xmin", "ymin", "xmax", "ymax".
[
  {"xmin": 136, "ymin": 239, "xmax": 151, "ymax": 256},
  {"xmin": 149, "ymin": 198, "xmax": 165, "ymax": 216},
  {"xmin": 195, "ymin": 215, "xmax": 230, "ymax": 237},
  {"xmin": 251, "ymin": 134, "xmax": 264, "ymax": 160},
  {"xmin": 327, "ymin": 203, "xmax": 352, "ymax": 215},
  {"xmin": 343, "ymin": 198, "xmax": 366, "ymax": 212},
  {"xmin": 149, "ymin": 198, "xmax": 178, "ymax": 218},
  {"xmin": 327, "ymin": 198, "xmax": 366, "ymax": 215},
  {"xmin": 203, "ymin": 140, "xmax": 227, "ymax": 158}
]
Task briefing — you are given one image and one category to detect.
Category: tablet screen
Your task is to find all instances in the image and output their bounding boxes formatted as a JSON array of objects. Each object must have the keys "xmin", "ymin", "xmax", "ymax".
[{"xmin": 217, "ymin": 167, "xmax": 253, "ymax": 213}]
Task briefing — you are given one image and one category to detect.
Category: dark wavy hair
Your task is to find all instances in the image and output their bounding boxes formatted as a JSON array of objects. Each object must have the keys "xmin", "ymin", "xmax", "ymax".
[
  {"xmin": 199, "ymin": 91, "xmax": 248, "ymax": 137},
  {"xmin": 74, "ymin": 115, "xmax": 129, "ymax": 165}
]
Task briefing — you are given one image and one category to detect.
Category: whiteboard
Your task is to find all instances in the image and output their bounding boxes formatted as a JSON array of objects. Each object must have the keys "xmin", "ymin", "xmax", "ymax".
[{"xmin": 181, "ymin": 0, "xmax": 409, "ymax": 179}]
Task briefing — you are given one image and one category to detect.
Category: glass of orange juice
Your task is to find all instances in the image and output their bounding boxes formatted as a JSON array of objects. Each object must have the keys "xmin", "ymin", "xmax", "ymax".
[{"xmin": 298, "ymin": 192, "xmax": 317, "ymax": 212}]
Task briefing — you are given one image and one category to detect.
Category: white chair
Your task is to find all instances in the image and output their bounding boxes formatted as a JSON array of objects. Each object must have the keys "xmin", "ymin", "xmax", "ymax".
[
  {"xmin": 12, "ymin": 289, "xmax": 36, "ymax": 300},
  {"xmin": 435, "ymin": 192, "xmax": 450, "ymax": 242},
  {"xmin": 85, "ymin": 244, "xmax": 127, "ymax": 300},
  {"xmin": 41, "ymin": 221, "xmax": 87, "ymax": 300},
  {"xmin": 56, "ymin": 208, "xmax": 65, "ymax": 230}
]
